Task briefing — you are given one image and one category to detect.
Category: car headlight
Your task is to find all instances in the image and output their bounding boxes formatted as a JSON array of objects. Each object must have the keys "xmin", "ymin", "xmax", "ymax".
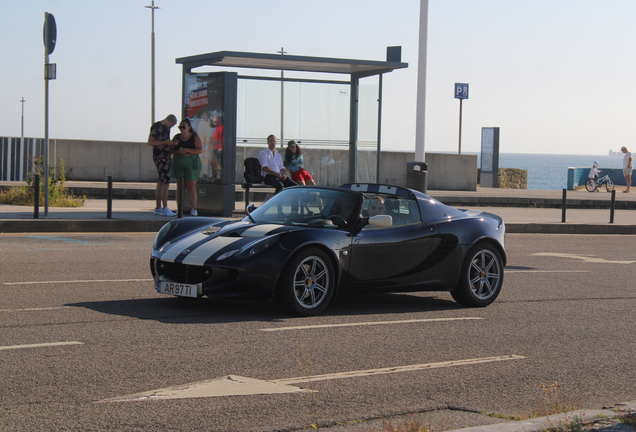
[
  {"xmin": 217, "ymin": 249, "xmax": 239, "ymax": 261},
  {"xmin": 236, "ymin": 235, "xmax": 279, "ymax": 260},
  {"xmin": 153, "ymin": 222, "xmax": 174, "ymax": 250}
]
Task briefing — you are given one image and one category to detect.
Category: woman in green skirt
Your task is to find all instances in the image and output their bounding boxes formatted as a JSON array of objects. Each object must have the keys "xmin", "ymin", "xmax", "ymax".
[{"xmin": 171, "ymin": 118, "xmax": 203, "ymax": 216}]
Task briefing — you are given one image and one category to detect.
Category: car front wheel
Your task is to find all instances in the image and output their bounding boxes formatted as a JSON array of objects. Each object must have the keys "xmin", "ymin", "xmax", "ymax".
[
  {"xmin": 275, "ymin": 248, "xmax": 335, "ymax": 316},
  {"xmin": 451, "ymin": 242, "xmax": 504, "ymax": 307}
]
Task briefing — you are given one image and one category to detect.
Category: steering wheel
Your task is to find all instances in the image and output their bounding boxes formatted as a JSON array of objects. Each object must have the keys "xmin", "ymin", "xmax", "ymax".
[{"xmin": 327, "ymin": 215, "xmax": 347, "ymax": 228}]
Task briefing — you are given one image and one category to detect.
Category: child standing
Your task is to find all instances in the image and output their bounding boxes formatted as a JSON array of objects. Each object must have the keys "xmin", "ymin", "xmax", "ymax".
[{"xmin": 588, "ymin": 161, "xmax": 602, "ymax": 188}]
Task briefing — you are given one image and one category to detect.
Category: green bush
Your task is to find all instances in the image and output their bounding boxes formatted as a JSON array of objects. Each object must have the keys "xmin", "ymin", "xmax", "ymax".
[{"xmin": 0, "ymin": 157, "xmax": 86, "ymax": 207}]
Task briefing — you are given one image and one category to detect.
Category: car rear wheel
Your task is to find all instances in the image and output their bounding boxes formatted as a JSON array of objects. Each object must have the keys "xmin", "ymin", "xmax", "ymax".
[
  {"xmin": 275, "ymin": 248, "xmax": 335, "ymax": 316},
  {"xmin": 451, "ymin": 242, "xmax": 503, "ymax": 307}
]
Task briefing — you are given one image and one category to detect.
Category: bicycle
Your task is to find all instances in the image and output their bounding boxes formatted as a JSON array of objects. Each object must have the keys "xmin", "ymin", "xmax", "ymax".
[{"xmin": 585, "ymin": 171, "xmax": 615, "ymax": 192}]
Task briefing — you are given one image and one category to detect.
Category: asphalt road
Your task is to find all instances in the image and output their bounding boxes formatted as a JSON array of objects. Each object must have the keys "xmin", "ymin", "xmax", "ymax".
[{"xmin": 1, "ymin": 233, "xmax": 635, "ymax": 432}]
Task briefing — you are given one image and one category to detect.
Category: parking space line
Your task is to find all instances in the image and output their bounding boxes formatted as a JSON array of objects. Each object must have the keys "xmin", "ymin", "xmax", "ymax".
[
  {"xmin": 0, "ymin": 341, "xmax": 84, "ymax": 351},
  {"xmin": 273, "ymin": 355, "xmax": 526, "ymax": 385},
  {"xmin": 0, "ymin": 306, "xmax": 72, "ymax": 313},
  {"xmin": 3, "ymin": 278, "xmax": 153, "ymax": 286},
  {"xmin": 507, "ymin": 270, "xmax": 589, "ymax": 273},
  {"xmin": 260, "ymin": 317, "xmax": 483, "ymax": 332},
  {"xmin": 532, "ymin": 253, "xmax": 636, "ymax": 264}
]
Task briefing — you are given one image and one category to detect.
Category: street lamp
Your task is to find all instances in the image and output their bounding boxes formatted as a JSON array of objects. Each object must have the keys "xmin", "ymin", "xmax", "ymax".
[
  {"xmin": 20, "ymin": 97, "xmax": 25, "ymax": 180},
  {"xmin": 277, "ymin": 47, "xmax": 286, "ymax": 147},
  {"xmin": 145, "ymin": 1, "xmax": 160, "ymax": 124}
]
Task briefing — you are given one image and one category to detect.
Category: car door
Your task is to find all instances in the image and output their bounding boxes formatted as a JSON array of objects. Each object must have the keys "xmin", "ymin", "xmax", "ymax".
[{"xmin": 347, "ymin": 220, "xmax": 439, "ymax": 289}]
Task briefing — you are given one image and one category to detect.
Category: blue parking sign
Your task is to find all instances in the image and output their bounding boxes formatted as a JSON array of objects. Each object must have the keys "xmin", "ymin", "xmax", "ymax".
[{"xmin": 455, "ymin": 83, "xmax": 469, "ymax": 99}]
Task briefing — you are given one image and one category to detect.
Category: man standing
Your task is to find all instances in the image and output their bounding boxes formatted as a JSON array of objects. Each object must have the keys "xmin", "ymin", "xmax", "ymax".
[
  {"xmin": 148, "ymin": 114, "xmax": 177, "ymax": 215},
  {"xmin": 621, "ymin": 146, "xmax": 633, "ymax": 193},
  {"xmin": 258, "ymin": 134, "xmax": 297, "ymax": 193}
]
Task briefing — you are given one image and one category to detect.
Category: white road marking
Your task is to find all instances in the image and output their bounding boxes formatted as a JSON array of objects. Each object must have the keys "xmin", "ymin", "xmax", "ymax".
[
  {"xmin": 507, "ymin": 270, "xmax": 589, "ymax": 273},
  {"xmin": 96, "ymin": 375, "xmax": 305, "ymax": 403},
  {"xmin": 532, "ymin": 252, "xmax": 636, "ymax": 264},
  {"xmin": 260, "ymin": 317, "xmax": 483, "ymax": 332},
  {"xmin": 97, "ymin": 355, "xmax": 525, "ymax": 402},
  {"xmin": 0, "ymin": 341, "xmax": 84, "ymax": 351},
  {"xmin": 0, "ymin": 306, "xmax": 72, "ymax": 312},
  {"xmin": 2, "ymin": 279, "xmax": 153, "ymax": 286},
  {"xmin": 273, "ymin": 355, "xmax": 526, "ymax": 385}
]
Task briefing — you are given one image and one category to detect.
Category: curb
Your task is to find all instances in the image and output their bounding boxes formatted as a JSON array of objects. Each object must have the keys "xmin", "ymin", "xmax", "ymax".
[
  {"xmin": 435, "ymin": 196, "xmax": 636, "ymax": 210},
  {"xmin": 505, "ymin": 223, "xmax": 636, "ymax": 235},
  {"xmin": 445, "ymin": 400, "xmax": 636, "ymax": 432},
  {"xmin": 0, "ymin": 219, "xmax": 168, "ymax": 233}
]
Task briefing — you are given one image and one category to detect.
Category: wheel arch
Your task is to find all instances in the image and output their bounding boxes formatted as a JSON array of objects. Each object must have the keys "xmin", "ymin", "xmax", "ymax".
[{"xmin": 468, "ymin": 236, "xmax": 507, "ymax": 267}]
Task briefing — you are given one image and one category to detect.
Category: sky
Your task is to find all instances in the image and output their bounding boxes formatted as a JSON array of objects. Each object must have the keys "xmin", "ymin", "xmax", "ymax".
[{"xmin": 2, "ymin": 0, "xmax": 636, "ymax": 156}]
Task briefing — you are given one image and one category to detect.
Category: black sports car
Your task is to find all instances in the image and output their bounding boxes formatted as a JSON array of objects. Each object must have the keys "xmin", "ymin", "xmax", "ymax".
[{"xmin": 150, "ymin": 184, "xmax": 506, "ymax": 316}]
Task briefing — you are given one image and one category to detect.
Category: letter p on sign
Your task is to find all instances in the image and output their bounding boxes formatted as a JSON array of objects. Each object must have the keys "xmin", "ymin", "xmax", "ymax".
[{"xmin": 455, "ymin": 83, "xmax": 469, "ymax": 99}]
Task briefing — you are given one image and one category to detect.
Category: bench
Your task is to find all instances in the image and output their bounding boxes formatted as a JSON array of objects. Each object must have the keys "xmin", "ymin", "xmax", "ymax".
[{"xmin": 241, "ymin": 182, "xmax": 276, "ymax": 210}]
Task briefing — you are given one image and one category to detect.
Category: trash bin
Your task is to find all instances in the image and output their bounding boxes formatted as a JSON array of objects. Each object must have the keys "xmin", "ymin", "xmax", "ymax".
[{"xmin": 406, "ymin": 161, "xmax": 428, "ymax": 194}]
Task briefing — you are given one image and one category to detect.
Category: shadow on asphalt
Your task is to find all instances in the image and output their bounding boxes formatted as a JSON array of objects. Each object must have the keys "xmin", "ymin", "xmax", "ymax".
[{"xmin": 66, "ymin": 292, "xmax": 461, "ymax": 324}]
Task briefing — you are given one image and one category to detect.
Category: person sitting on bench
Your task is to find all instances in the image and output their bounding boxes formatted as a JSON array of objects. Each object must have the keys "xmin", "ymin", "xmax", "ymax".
[{"xmin": 258, "ymin": 134, "xmax": 298, "ymax": 193}]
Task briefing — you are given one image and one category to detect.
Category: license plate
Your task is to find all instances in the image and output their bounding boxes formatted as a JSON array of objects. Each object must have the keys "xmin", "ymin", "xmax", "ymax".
[{"xmin": 158, "ymin": 281, "xmax": 199, "ymax": 298}]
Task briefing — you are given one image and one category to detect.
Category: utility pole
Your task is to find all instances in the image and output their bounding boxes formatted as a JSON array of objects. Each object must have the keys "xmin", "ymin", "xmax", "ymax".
[
  {"xmin": 277, "ymin": 47, "xmax": 286, "ymax": 148},
  {"xmin": 20, "ymin": 97, "xmax": 25, "ymax": 179},
  {"xmin": 145, "ymin": 0, "xmax": 160, "ymax": 124}
]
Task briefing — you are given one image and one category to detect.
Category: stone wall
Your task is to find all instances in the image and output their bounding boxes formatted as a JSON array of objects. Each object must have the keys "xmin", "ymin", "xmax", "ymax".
[{"xmin": 498, "ymin": 168, "xmax": 527, "ymax": 189}]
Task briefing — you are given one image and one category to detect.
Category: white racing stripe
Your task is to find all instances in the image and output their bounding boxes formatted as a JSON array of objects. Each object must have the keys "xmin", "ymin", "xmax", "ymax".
[
  {"xmin": 241, "ymin": 224, "xmax": 280, "ymax": 237},
  {"xmin": 181, "ymin": 236, "xmax": 243, "ymax": 266},
  {"xmin": 0, "ymin": 341, "xmax": 84, "ymax": 351},
  {"xmin": 160, "ymin": 232, "xmax": 210, "ymax": 262},
  {"xmin": 272, "ymin": 355, "xmax": 526, "ymax": 385},
  {"xmin": 260, "ymin": 317, "xmax": 483, "ymax": 332},
  {"xmin": 97, "ymin": 354, "xmax": 525, "ymax": 402},
  {"xmin": 3, "ymin": 279, "xmax": 153, "ymax": 286}
]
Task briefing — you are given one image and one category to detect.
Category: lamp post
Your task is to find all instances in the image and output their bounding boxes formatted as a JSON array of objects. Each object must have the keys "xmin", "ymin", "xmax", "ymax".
[
  {"xmin": 277, "ymin": 47, "xmax": 286, "ymax": 148},
  {"xmin": 145, "ymin": 0, "xmax": 159, "ymax": 124},
  {"xmin": 20, "ymin": 97, "xmax": 25, "ymax": 180}
]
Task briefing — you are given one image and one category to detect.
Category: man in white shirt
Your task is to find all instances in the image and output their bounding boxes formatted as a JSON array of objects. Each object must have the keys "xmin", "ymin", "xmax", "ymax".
[
  {"xmin": 258, "ymin": 134, "xmax": 298, "ymax": 194},
  {"xmin": 621, "ymin": 146, "xmax": 633, "ymax": 193}
]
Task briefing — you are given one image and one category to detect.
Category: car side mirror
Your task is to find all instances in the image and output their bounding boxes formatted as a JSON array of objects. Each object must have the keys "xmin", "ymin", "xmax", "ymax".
[
  {"xmin": 369, "ymin": 215, "xmax": 392, "ymax": 228},
  {"xmin": 246, "ymin": 204, "xmax": 257, "ymax": 214}
]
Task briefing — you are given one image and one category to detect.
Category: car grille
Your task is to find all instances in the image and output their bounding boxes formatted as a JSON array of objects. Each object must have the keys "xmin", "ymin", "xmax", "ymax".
[
  {"xmin": 155, "ymin": 260, "xmax": 209, "ymax": 284},
  {"xmin": 152, "ymin": 258, "xmax": 239, "ymax": 287}
]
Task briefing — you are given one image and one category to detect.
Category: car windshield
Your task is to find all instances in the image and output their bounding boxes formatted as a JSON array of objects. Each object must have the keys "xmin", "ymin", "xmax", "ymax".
[{"xmin": 245, "ymin": 188, "xmax": 358, "ymax": 229}]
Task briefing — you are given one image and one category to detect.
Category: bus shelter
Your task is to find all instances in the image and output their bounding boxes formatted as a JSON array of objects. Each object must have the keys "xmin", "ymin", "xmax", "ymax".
[{"xmin": 175, "ymin": 48, "xmax": 408, "ymax": 216}]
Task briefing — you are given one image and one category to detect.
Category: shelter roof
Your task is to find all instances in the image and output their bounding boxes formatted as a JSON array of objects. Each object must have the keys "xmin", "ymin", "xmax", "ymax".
[{"xmin": 175, "ymin": 50, "xmax": 408, "ymax": 78}]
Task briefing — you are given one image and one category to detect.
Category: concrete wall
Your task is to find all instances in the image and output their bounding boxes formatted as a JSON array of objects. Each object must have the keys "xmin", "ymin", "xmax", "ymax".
[
  {"xmin": 47, "ymin": 139, "xmax": 477, "ymax": 191},
  {"xmin": 567, "ymin": 167, "xmax": 632, "ymax": 190},
  {"xmin": 53, "ymin": 139, "xmax": 157, "ymax": 182}
]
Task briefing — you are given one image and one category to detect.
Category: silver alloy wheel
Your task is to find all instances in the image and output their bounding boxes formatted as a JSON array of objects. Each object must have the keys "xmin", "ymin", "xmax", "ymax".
[
  {"xmin": 293, "ymin": 255, "xmax": 330, "ymax": 309},
  {"xmin": 467, "ymin": 249, "xmax": 502, "ymax": 300}
]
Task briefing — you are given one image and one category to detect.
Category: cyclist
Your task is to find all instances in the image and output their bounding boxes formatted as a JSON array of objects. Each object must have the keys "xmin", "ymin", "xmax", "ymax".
[{"xmin": 588, "ymin": 161, "xmax": 602, "ymax": 189}]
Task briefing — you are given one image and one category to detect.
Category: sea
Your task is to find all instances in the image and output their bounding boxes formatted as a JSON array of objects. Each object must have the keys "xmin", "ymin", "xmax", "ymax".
[{"xmin": 477, "ymin": 153, "xmax": 626, "ymax": 190}]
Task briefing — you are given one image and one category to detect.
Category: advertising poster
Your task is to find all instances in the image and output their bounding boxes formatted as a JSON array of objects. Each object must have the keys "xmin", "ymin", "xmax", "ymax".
[{"xmin": 183, "ymin": 73, "xmax": 225, "ymax": 182}]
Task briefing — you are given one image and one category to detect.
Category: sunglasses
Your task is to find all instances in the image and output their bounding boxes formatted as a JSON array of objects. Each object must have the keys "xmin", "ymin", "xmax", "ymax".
[{"xmin": 179, "ymin": 125, "xmax": 188, "ymax": 130}]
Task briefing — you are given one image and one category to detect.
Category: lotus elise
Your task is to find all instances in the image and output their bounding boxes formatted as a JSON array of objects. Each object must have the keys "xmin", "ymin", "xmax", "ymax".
[{"xmin": 150, "ymin": 184, "xmax": 506, "ymax": 316}]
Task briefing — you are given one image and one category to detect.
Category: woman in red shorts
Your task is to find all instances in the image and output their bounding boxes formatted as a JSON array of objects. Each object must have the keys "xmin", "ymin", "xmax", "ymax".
[{"xmin": 284, "ymin": 140, "xmax": 316, "ymax": 185}]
